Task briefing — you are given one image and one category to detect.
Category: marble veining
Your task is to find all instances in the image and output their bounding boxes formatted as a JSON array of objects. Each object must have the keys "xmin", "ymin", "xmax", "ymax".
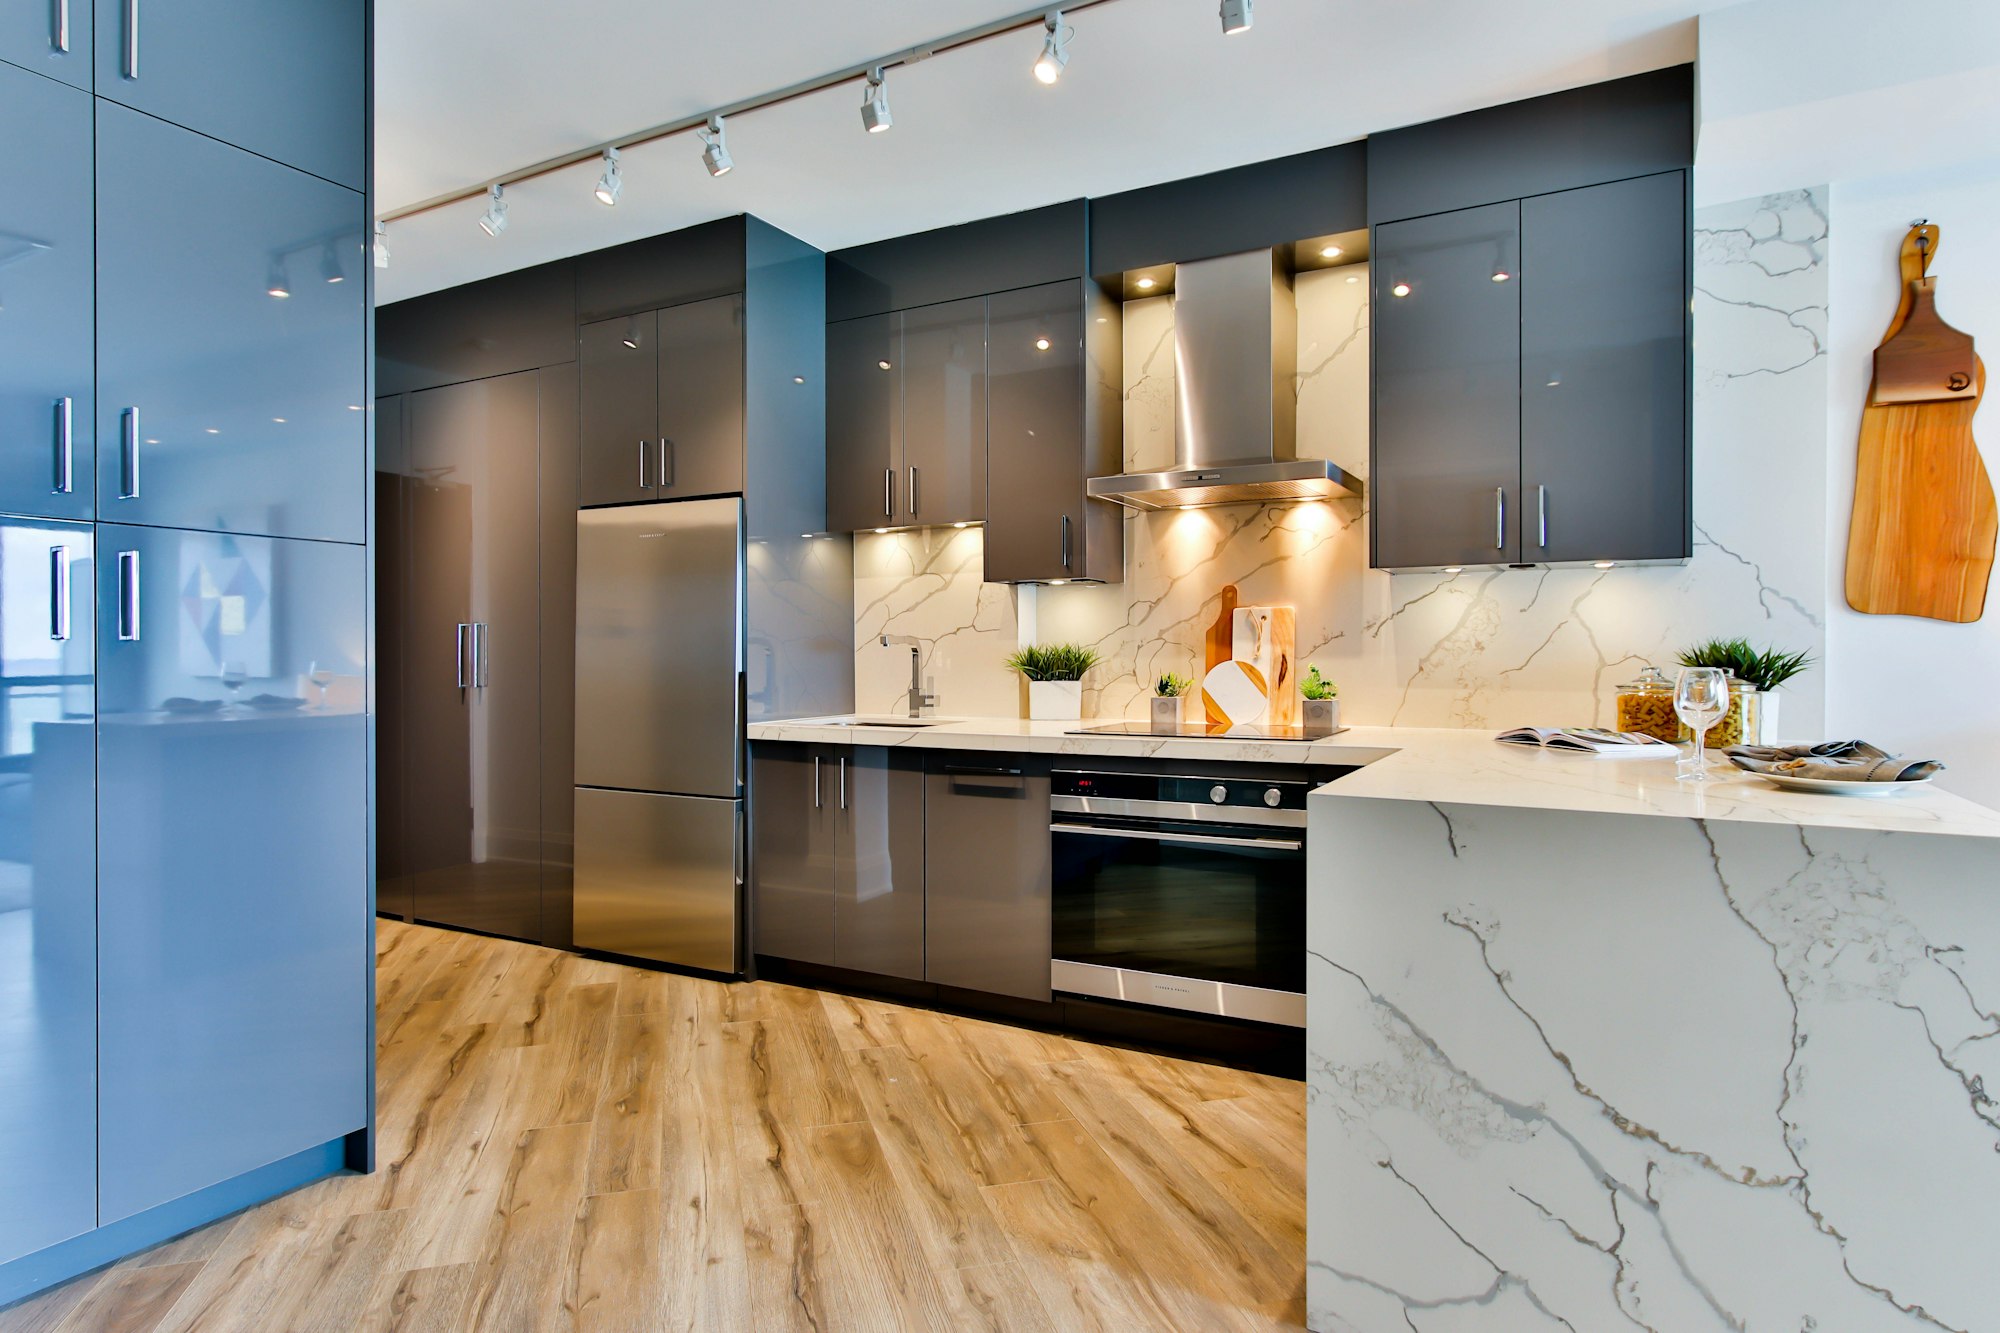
[
  {"xmin": 1307, "ymin": 791, "xmax": 2000, "ymax": 1330},
  {"xmin": 851, "ymin": 192, "xmax": 1833, "ymax": 741}
]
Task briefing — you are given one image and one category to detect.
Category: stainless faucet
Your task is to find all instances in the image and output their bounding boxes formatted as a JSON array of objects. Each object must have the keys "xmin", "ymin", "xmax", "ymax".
[{"xmin": 880, "ymin": 634, "xmax": 938, "ymax": 717}]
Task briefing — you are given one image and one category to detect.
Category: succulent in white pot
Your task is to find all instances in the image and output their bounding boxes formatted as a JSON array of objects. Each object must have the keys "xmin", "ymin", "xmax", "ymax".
[
  {"xmin": 1300, "ymin": 665, "xmax": 1341, "ymax": 736},
  {"xmin": 1006, "ymin": 644, "xmax": 1100, "ymax": 722},
  {"xmin": 1151, "ymin": 672, "xmax": 1192, "ymax": 734}
]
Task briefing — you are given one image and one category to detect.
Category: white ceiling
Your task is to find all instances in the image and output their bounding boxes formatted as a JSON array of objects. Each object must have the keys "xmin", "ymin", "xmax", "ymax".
[{"xmin": 374, "ymin": 0, "xmax": 1723, "ymax": 304}]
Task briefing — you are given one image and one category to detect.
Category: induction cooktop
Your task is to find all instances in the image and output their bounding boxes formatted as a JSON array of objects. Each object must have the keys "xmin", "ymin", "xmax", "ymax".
[{"xmin": 1066, "ymin": 721, "xmax": 1346, "ymax": 741}]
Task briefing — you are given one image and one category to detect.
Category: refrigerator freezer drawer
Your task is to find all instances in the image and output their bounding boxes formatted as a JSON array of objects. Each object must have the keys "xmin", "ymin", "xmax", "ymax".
[{"xmin": 574, "ymin": 787, "xmax": 740, "ymax": 973}]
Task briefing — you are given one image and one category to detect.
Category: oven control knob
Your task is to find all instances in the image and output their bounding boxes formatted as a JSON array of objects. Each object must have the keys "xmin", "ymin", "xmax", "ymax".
[
  {"xmin": 1209, "ymin": 784, "xmax": 1229, "ymax": 804},
  {"xmin": 1263, "ymin": 787, "xmax": 1282, "ymax": 807}
]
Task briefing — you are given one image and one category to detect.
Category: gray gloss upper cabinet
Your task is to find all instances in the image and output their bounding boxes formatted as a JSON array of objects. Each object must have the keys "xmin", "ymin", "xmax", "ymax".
[
  {"xmin": 1371, "ymin": 201, "xmax": 1523, "ymax": 570},
  {"xmin": 0, "ymin": 519, "xmax": 95, "ymax": 1266},
  {"xmin": 1521, "ymin": 172, "xmax": 1689, "ymax": 564},
  {"xmin": 1, "ymin": 0, "xmax": 91, "ymax": 89},
  {"xmin": 986, "ymin": 281, "xmax": 1104, "ymax": 583},
  {"xmin": 898, "ymin": 297, "xmax": 985, "ymax": 528},
  {"xmin": 656, "ymin": 295, "xmax": 745, "ymax": 501},
  {"xmin": 92, "ymin": 0, "xmax": 366, "ymax": 190},
  {"xmin": 0, "ymin": 67, "xmax": 93, "ymax": 521},
  {"xmin": 95, "ymin": 523, "xmax": 368, "ymax": 1224},
  {"xmin": 95, "ymin": 103, "xmax": 367, "ymax": 544},
  {"xmin": 579, "ymin": 311, "xmax": 656, "ymax": 507},
  {"xmin": 825, "ymin": 313, "xmax": 899, "ymax": 532},
  {"xmin": 924, "ymin": 759, "xmax": 1050, "ymax": 1002}
]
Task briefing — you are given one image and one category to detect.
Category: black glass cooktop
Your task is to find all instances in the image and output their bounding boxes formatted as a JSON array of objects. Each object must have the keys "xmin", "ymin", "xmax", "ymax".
[{"xmin": 1066, "ymin": 721, "xmax": 1346, "ymax": 741}]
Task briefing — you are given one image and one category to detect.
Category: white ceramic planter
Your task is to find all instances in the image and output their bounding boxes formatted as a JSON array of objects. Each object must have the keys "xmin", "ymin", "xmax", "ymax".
[
  {"xmin": 1027, "ymin": 679, "xmax": 1083, "ymax": 722},
  {"xmin": 1150, "ymin": 695, "xmax": 1186, "ymax": 734},
  {"xmin": 1758, "ymin": 690, "xmax": 1782, "ymax": 745},
  {"xmin": 1302, "ymin": 697, "xmax": 1341, "ymax": 736}
]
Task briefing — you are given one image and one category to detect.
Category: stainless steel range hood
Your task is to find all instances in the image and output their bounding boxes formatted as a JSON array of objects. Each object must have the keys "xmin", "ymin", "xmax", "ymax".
[{"xmin": 1088, "ymin": 248, "xmax": 1362, "ymax": 511}]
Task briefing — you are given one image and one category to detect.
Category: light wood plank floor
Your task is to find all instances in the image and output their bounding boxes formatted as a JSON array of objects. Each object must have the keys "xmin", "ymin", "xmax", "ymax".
[{"xmin": 1, "ymin": 919, "xmax": 1306, "ymax": 1332}]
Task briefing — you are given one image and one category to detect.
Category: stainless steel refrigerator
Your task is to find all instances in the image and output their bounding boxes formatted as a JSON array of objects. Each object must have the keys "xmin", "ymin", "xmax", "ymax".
[{"xmin": 573, "ymin": 497, "xmax": 744, "ymax": 973}]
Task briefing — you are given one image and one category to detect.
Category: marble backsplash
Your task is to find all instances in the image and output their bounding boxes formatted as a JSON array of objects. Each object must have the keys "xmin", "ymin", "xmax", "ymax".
[{"xmin": 855, "ymin": 190, "xmax": 1831, "ymax": 733}]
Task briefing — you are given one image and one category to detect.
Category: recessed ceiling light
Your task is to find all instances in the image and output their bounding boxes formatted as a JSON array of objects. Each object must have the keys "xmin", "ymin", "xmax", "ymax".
[
  {"xmin": 205, "ymin": 428, "xmax": 220, "ymax": 435},
  {"xmin": 1136, "ymin": 277, "xmax": 1156, "ymax": 290},
  {"xmin": 1320, "ymin": 244, "xmax": 1342, "ymax": 259},
  {"xmin": 1033, "ymin": 12, "xmax": 1070, "ymax": 84},
  {"xmin": 1392, "ymin": 283, "xmax": 1412, "ymax": 297},
  {"xmin": 877, "ymin": 360, "xmax": 892, "ymax": 371},
  {"xmin": 272, "ymin": 417, "xmax": 286, "ymax": 423},
  {"xmin": 593, "ymin": 147, "xmax": 622, "ymax": 206},
  {"xmin": 348, "ymin": 404, "xmax": 363, "ymax": 411},
  {"xmin": 1035, "ymin": 337, "xmax": 1051, "ymax": 351},
  {"xmin": 860, "ymin": 68, "xmax": 893, "ymax": 133}
]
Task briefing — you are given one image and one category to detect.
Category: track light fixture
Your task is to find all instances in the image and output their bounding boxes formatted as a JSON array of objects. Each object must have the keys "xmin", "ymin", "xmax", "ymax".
[
  {"xmin": 1219, "ymin": 0, "xmax": 1252, "ymax": 34},
  {"xmin": 700, "ymin": 116, "xmax": 734, "ymax": 177},
  {"xmin": 265, "ymin": 259, "xmax": 290, "ymax": 299},
  {"xmin": 1033, "ymin": 11, "xmax": 1070, "ymax": 84},
  {"xmin": 320, "ymin": 242, "xmax": 345, "ymax": 284},
  {"xmin": 478, "ymin": 184, "xmax": 509, "ymax": 237},
  {"xmin": 860, "ymin": 68, "xmax": 893, "ymax": 133},
  {"xmin": 593, "ymin": 147, "xmax": 622, "ymax": 206},
  {"xmin": 373, "ymin": 221, "xmax": 390, "ymax": 269}
]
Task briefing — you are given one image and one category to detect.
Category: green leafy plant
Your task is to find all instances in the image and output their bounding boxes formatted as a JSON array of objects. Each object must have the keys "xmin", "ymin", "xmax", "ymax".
[
  {"xmin": 1004, "ymin": 643, "xmax": 1101, "ymax": 683},
  {"xmin": 1155, "ymin": 672, "xmax": 1191, "ymax": 698},
  {"xmin": 1675, "ymin": 638, "xmax": 1815, "ymax": 692},
  {"xmin": 1300, "ymin": 665, "xmax": 1339, "ymax": 701}
]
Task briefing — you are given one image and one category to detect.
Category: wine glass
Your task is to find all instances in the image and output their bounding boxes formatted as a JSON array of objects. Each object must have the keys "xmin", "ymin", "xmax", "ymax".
[
  {"xmin": 1674, "ymin": 666, "xmax": 1729, "ymax": 783},
  {"xmin": 308, "ymin": 660, "xmax": 335, "ymax": 708},
  {"xmin": 219, "ymin": 659, "xmax": 249, "ymax": 708}
]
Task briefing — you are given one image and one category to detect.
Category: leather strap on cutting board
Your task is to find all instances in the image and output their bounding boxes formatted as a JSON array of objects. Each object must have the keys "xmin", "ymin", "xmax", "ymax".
[{"xmin": 1844, "ymin": 224, "xmax": 1997, "ymax": 622}]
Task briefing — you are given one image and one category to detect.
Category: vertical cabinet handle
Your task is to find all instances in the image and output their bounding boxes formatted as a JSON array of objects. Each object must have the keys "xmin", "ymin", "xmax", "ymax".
[
  {"xmin": 52, "ymin": 0, "xmax": 69, "ymax": 53},
  {"xmin": 472, "ymin": 622, "xmax": 489, "ymax": 688},
  {"xmin": 1494, "ymin": 487, "xmax": 1505, "ymax": 550},
  {"xmin": 839, "ymin": 756, "xmax": 847, "ymax": 810},
  {"xmin": 883, "ymin": 468, "xmax": 894, "ymax": 520},
  {"xmin": 119, "ymin": 407, "xmax": 140, "ymax": 499},
  {"xmin": 908, "ymin": 466, "xmax": 919, "ymax": 517},
  {"xmin": 49, "ymin": 547, "xmax": 70, "ymax": 642},
  {"xmin": 455, "ymin": 623, "xmax": 470, "ymax": 688},
  {"xmin": 813, "ymin": 755, "xmax": 822, "ymax": 809},
  {"xmin": 53, "ymin": 397, "xmax": 73, "ymax": 494},
  {"xmin": 1537, "ymin": 485, "xmax": 1548, "ymax": 549},
  {"xmin": 660, "ymin": 438, "xmax": 674, "ymax": 489},
  {"xmin": 1061, "ymin": 513, "xmax": 1073, "ymax": 571},
  {"xmin": 116, "ymin": 551, "xmax": 140, "ymax": 641},
  {"xmin": 122, "ymin": 0, "xmax": 138, "ymax": 77},
  {"xmin": 638, "ymin": 438, "xmax": 648, "ymax": 490}
]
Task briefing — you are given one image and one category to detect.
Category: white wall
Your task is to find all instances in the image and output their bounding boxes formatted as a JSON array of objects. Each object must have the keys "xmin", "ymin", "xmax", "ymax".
[{"xmin": 1825, "ymin": 163, "xmax": 2000, "ymax": 808}]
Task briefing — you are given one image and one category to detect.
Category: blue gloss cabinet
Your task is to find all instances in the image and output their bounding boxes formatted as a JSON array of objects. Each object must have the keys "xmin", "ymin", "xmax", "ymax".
[
  {"xmin": 0, "ymin": 520, "xmax": 96, "ymax": 1266},
  {"xmin": 0, "ymin": 64, "xmax": 94, "ymax": 521},
  {"xmin": 0, "ymin": 0, "xmax": 93, "ymax": 89},
  {"xmin": 93, "ymin": 523, "xmax": 368, "ymax": 1223},
  {"xmin": 91, "ymin": 0, "xmax": 366, "ymax": 190},
  {"xmin": 95, "ymin": 102, "xmax": 367, "ymax": 545}
]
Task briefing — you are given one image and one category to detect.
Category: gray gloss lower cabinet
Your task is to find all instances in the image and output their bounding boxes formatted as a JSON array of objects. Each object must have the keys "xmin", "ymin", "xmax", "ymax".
[
  {"xmin": 750, "ymin": 745, "xmax": 922, "ymax": 981},
  {"xmin": 0, "ymin": 66, "xmax": 94, "ymax": 522},
  {"xmin": 923, "ymin": 760, "xmax": 1051, "ymax": 1002},
  {"xmin": 95, "ymin": 103, "xmax": 367, "ymax": 544},
  {"xmin": 94, "ymin": 524, "xmax": 368, "ymax": 1224},
  {"xmin": 0, "ymin": 520, "xmax": 95, "ymax": 1266}
]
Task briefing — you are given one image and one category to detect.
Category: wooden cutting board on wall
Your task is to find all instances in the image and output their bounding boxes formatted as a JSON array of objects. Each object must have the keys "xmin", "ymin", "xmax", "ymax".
[{"xmin": 1845, "ymin": 223, "xmax": 1997, "ymax": 622}]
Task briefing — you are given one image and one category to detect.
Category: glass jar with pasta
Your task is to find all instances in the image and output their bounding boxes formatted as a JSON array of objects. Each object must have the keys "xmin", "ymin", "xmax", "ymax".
[{"xmin": 1614, "ymin": 667, "xmax": 1680, "ymax": 742}]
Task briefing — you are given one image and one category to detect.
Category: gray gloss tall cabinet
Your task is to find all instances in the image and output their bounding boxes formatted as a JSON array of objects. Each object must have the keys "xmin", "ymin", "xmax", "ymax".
[{"xmin": 0, "ymin": 0, "xmax": 372, "ymax": 1309}]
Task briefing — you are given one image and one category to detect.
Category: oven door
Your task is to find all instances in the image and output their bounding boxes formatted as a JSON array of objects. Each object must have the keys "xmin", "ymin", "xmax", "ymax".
[{"xmin": 1050, "ymin": 812, "xmax": 1307, "ymax": 1026}]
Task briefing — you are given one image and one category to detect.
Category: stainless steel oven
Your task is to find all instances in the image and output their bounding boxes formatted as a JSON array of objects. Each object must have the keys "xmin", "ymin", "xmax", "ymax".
[{"xmin": 1049, "ymin": 767, "xmax": 1316, "ymax": 1027}]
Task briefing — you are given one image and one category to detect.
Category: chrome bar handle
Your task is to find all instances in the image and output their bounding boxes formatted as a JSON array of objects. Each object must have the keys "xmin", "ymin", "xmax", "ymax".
[
  {"xmin": 455, "ymin": 623, "xmax": 469, "ymax": 688},
  {"xmin": 1061, "ymin": 513, "xmax": 1073, "ymax": 570},
  {"xmin": 53, "ymin": 397, "xmax": 73, "ymax": 494},
  {"xmin": 1537, "ymin": 484, "xmax": 1548, "ymax": 548},
  {"xmin": 1494, "ymin": 487, "xmax": 1505, "ymax": 550},
  {"xmin": 53, "ymin": 0, "xmax": 69, "ymax": 53},
  {"xmin": 1048, "ymin": 822, "xmax": 1304, "ymax": 852},
  {"xmin": 122, "ymin": 0, "xmax": 138, "ymax": 77},
  {"xmin": 49, "ymin": 547, "xmax": 69, "ymax": 641},
  {"xmin": 472, "ymin": 622, "xmax": 489, "ymax": 688},
  {"xmin": 119, "ymin": 407, "xmax": 140, "ymax": 499},
  {"xmin": 839, "ymin": 756, "xmax": 848, "ymax": 810},
  {"xmin": 638, "ymin": 438, "xmax": 648, "ymax": 490},
  {"xmin": 908, "ymin": 466, "xmax": 919, "ymax": 517},
  {"xmin": 883, "ymin": 468, "xmax": 894, "ymax": 519},
  {"xmin": 116, "ymin": 551, "xmax": 140, "ymax": 641},
  {"xmin": 813, "ymin": 755, "xmax": 822, "ymax": 809},
  {"xmin": 660, "ymin": 438, "xmax": 673, "ymax": 489}
]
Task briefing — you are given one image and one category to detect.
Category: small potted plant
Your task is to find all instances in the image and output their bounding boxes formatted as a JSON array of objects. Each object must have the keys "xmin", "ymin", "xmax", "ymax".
[
  {"xmin": 1005, "ymin": 643, "xmax": 1101, "ymax": 722},
  {"xmin": 1674, "ymin": 638, "xmax": 1814, "ymax": 745},
  {"xmin": 1151, "ymin": 672, "xmax": 1192, "ymax": 734},
  {"xmin": 1300, "ymin": 665, "xmax": 1340, "ymax": 736}
]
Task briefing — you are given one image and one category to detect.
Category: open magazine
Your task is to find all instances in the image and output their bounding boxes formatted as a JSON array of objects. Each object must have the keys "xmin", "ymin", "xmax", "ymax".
[{"xmin": 1495, "ymin": 726, "xmax": 1679, "ymax": 757}]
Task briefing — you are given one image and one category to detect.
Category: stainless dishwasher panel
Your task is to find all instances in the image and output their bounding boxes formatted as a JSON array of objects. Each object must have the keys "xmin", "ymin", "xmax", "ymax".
[{"xmin": 574, "ymin": 787, "xmax": 741, "ymax": 973}]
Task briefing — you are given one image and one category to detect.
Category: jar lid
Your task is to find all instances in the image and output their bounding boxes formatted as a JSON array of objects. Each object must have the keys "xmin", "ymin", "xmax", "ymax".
[{"xmin": 1618, "ymin": 666, "xmax": 1673, "ymax": 693}]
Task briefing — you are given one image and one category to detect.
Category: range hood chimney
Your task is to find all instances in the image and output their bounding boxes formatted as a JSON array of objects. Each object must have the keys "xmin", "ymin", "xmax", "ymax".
[{"xmin": 1088, "ymin": 248, "xmax": 1361, "ymax": 511}]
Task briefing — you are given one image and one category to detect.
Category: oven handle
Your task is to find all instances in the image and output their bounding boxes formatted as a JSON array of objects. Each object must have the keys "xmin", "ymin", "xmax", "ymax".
[{"xmin": 1049, "ymin": 822, "xmax": 1303, "ymax": 852}]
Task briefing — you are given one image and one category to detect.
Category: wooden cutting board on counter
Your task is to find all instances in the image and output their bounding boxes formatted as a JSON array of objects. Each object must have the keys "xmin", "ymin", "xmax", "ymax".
[
  {"xmin": 1199, "ymin": 585, "xmax": 1299, "ymax": 727},
  {"xmin": 1845, "ymin": 223, "xmax": 1997, "ymax": 622}
]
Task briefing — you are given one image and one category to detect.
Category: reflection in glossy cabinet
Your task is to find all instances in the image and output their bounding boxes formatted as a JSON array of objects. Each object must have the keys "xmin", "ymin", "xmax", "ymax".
[
  {"xmin": 825, "ymin": 313, "xmax": 899, "ymax": 532},
  {"xmin": 1521, "ymin": 171, "xmax": 1690, "ymax": 564},
  {"xmin": 657, "ymin": 295, "xmax": 745, "ymax": 500},
  {"xmin": 579, "ymin": 311, "xmax": 657, "ymax": 507},
  {"xmin": 374, "ymin": 395, "xmax": 413, "ymax": 922},
  {"xmin": 0, "ymin": 67, "xmax": 94, "ymax": 521},
  {"xmin": 985, "ymin": 281, "xmax": 1085, "ymax": 581},
  {"xmin": 94, "ymin": 524, "xmax": 367, "ymax": 1224},
  {"xmin": 0, "ymin": 0, "xmax": 91, "ymax": 89},
  {"xmin": 92, "ymin": 0, "xmax": 366, "ymax": 190},
  {"xmin": 749, "ymin": 745, "xmax": 835, "ymax": 966},
  {"xmin": 96, "ymin": 103, "xmax": 367, "ymax": 544},
  {"xmin": 834, "ymin": 748, "xmax": 924, "ymax": 981},
  {"xmin": 1371, "ymin": 201, "xmax": 1523, "ymax": 569},
  {"xmin": 0, "ymin": 520, "xmax": 95, "ymax": 1265},
  {"xmin": 899, "ymin": 297, "xmax": 986, "ymax": 528}
]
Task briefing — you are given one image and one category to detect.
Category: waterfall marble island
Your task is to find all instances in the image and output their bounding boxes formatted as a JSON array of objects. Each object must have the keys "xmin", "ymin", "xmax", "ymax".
[{"xmin": 1304, "ymin": 733, "xmax": 2000, "ymax": 1332}]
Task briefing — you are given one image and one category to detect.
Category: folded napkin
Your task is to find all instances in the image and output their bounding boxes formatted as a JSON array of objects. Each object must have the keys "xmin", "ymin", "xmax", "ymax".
[{"xmin": 1723, "ymin": 740, "xmax": 1943, "ymax": 783}]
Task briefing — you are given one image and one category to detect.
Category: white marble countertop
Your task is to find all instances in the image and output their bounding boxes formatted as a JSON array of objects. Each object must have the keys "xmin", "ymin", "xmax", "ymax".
[{"xmin": 748, "ymin": 715, "xmax": 2000, "ymax": 837}]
